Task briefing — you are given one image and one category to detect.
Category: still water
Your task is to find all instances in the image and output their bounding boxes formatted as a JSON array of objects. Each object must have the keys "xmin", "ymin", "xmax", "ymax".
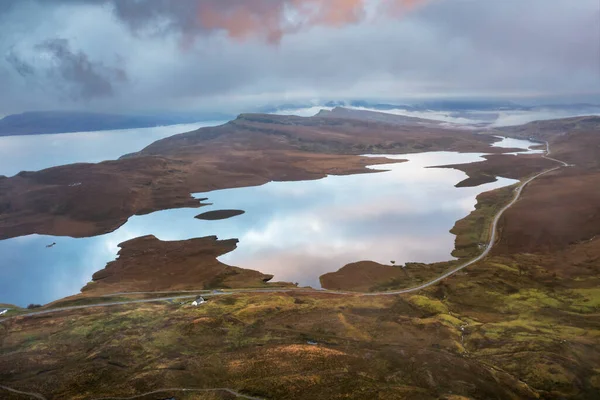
[
  {"xmin": 0, "ymin": 136, "xmax": 540, "ymax": 306},
  {"xmin": 0, "ymin": 121, "xmax": 225, "ymax": 177},
  {"xmin": 491, "ymin": 136, "xmax": 544, "ymax": 153}
]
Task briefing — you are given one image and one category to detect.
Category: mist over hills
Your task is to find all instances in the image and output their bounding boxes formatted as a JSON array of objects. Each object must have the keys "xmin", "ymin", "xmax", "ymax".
[
  {"xmin": 263, "ymin": 100, "xmax": 600, "ymax": 127},
  {"xmin": 264, "ymin": 99, "xmax": 600, "ymax": 114},
  {"xmin": 2, "ymin": 100, "xmax": 600, "ymax": 137}
]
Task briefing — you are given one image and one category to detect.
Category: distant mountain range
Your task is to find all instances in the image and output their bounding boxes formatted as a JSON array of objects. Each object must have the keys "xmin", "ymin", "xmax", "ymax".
[
  {"xmin": 261, "ymin": 99, "xmax": 600, "ymax": 114},
  {"xmin": 3, "ymin": 101, "xmax": 600, "ymax": 137},
  {"xmin": 0, "ymin": 111, "xmax": 233, "ymax": 137}
]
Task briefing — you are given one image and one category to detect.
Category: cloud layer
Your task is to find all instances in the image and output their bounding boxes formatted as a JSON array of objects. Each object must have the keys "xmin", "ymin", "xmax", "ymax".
[{"xmin": 0, "ymin": 0, "xmax": 598, "ymax": 114}]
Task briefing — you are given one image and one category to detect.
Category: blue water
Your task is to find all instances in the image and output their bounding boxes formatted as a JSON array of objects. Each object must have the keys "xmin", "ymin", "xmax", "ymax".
[
  {"xmin": 0, "ymin": 121, "xmax": 225, "ymax": 177},
  {"xmin": 0, "ymin": 136, "xmax": 540, "ymax": 306}
]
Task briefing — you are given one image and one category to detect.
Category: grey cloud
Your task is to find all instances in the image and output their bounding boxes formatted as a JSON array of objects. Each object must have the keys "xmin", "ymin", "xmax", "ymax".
[
  {"xmin": 7, "ymin": 38, "xmax": 127, "ymax": 102},
  {"xmin": 35, "ymin": 38, "xmax": 127, "ymax": 99},
  {"xmin": 1, "ymin": 1, "xmax": 422, "ymax": 43},
  {"xmin": 110, "ymin": 0, "xmax": 201, "ymax": 36},
  {"xmin": 5, "ymin": 48, "xmax": 35, "ymax": 78},
  {"xmin": 0, "ymin": 0, "xmax": 598, "ymax": 115}
]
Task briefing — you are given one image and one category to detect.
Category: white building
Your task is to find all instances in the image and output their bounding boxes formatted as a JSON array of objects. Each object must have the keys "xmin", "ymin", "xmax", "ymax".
[{"xmin": 191, "ymin": 296, "xmax": 206, "ymax": 306}]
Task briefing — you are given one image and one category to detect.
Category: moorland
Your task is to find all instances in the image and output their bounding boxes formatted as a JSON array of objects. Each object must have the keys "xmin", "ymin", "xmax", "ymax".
[{"xmin": 1, "ymin": 110, "xmax": 599, "ymax": 399}]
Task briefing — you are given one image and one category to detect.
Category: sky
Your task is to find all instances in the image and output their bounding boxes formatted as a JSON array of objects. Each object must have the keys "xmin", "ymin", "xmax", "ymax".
[{"xmin": 1, "ymin": 0, "xmax": 599, "ymax": 115}]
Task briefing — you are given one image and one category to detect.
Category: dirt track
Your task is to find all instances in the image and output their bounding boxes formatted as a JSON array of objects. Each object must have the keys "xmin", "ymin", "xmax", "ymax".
[{"xmin": 0, "ymin": 384, "xmax": 265, "ymax": 400}]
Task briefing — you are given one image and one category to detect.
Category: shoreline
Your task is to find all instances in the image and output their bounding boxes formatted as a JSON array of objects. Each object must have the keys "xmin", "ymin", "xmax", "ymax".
[{"xmin": 1, "ymin": 139, "xmax": 557, "ymax": 310}]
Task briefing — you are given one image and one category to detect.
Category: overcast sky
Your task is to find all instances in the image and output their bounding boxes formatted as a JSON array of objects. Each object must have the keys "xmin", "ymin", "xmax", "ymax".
[{"xmin": 1, "ymin": 0, "xmax": 599, "ymax": 115}]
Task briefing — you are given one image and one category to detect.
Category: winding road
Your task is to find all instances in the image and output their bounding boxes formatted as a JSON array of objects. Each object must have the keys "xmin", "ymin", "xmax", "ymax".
[
  {"xmin": 91, "ymin": 388, "xmax": 265, "ymax": 400},
  {"xmin": 0, "ymin": 141, "xmax": 569, "ymax": 400},
  {"xmin": 0, "ymin": 384, "xmax": 47, "ymax": 400},
  {"xmin": 0, "ymin": 385, "xmax": 265, "ymax": 400},
  {"xmin": 374, "ymin": 141, "xmax": 567, "ymax": 295},
  {"xmin": 0, "ymin": 141, "xmax": 569, "ymax": 319}
]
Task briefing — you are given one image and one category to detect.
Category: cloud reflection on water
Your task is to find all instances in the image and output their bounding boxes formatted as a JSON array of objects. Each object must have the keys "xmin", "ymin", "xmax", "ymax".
[{"xmin": 0, "ymin": 148, "xmax": 530, "ymax": 306}]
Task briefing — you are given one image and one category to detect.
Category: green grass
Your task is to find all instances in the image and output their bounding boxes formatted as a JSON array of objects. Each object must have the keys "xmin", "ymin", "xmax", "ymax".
[
  {"xmin": 407, "ymin": 295, "xmax": 449, "ymax": 315},
  {"xmin": 436, "ymin": 314, "xmax": 464, "ymax": 328},
  {"xmin": 0, "ymin": 303, "xmax": 22, "ymax": 309},
  {"xmin": 367, "ymin": 261, "xmax": 458, "ymax": 293},
  {"xmin": 450, "ymin": 185, "xmax": 516, "ymax": 259},
  {"xmin": 505, "ymin": 289, "xmax": 563, "ymax": 311},
  {"xmin": 49, "ymin": 296, "xmax": 133, "ymax": 308},
  {"xmin": 2, "ymin": 250, "xmax": 600, "ymax": 400},
  {"xmin": 569, "ymin": 288, "xmax": 600, "ymax": 312}
]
